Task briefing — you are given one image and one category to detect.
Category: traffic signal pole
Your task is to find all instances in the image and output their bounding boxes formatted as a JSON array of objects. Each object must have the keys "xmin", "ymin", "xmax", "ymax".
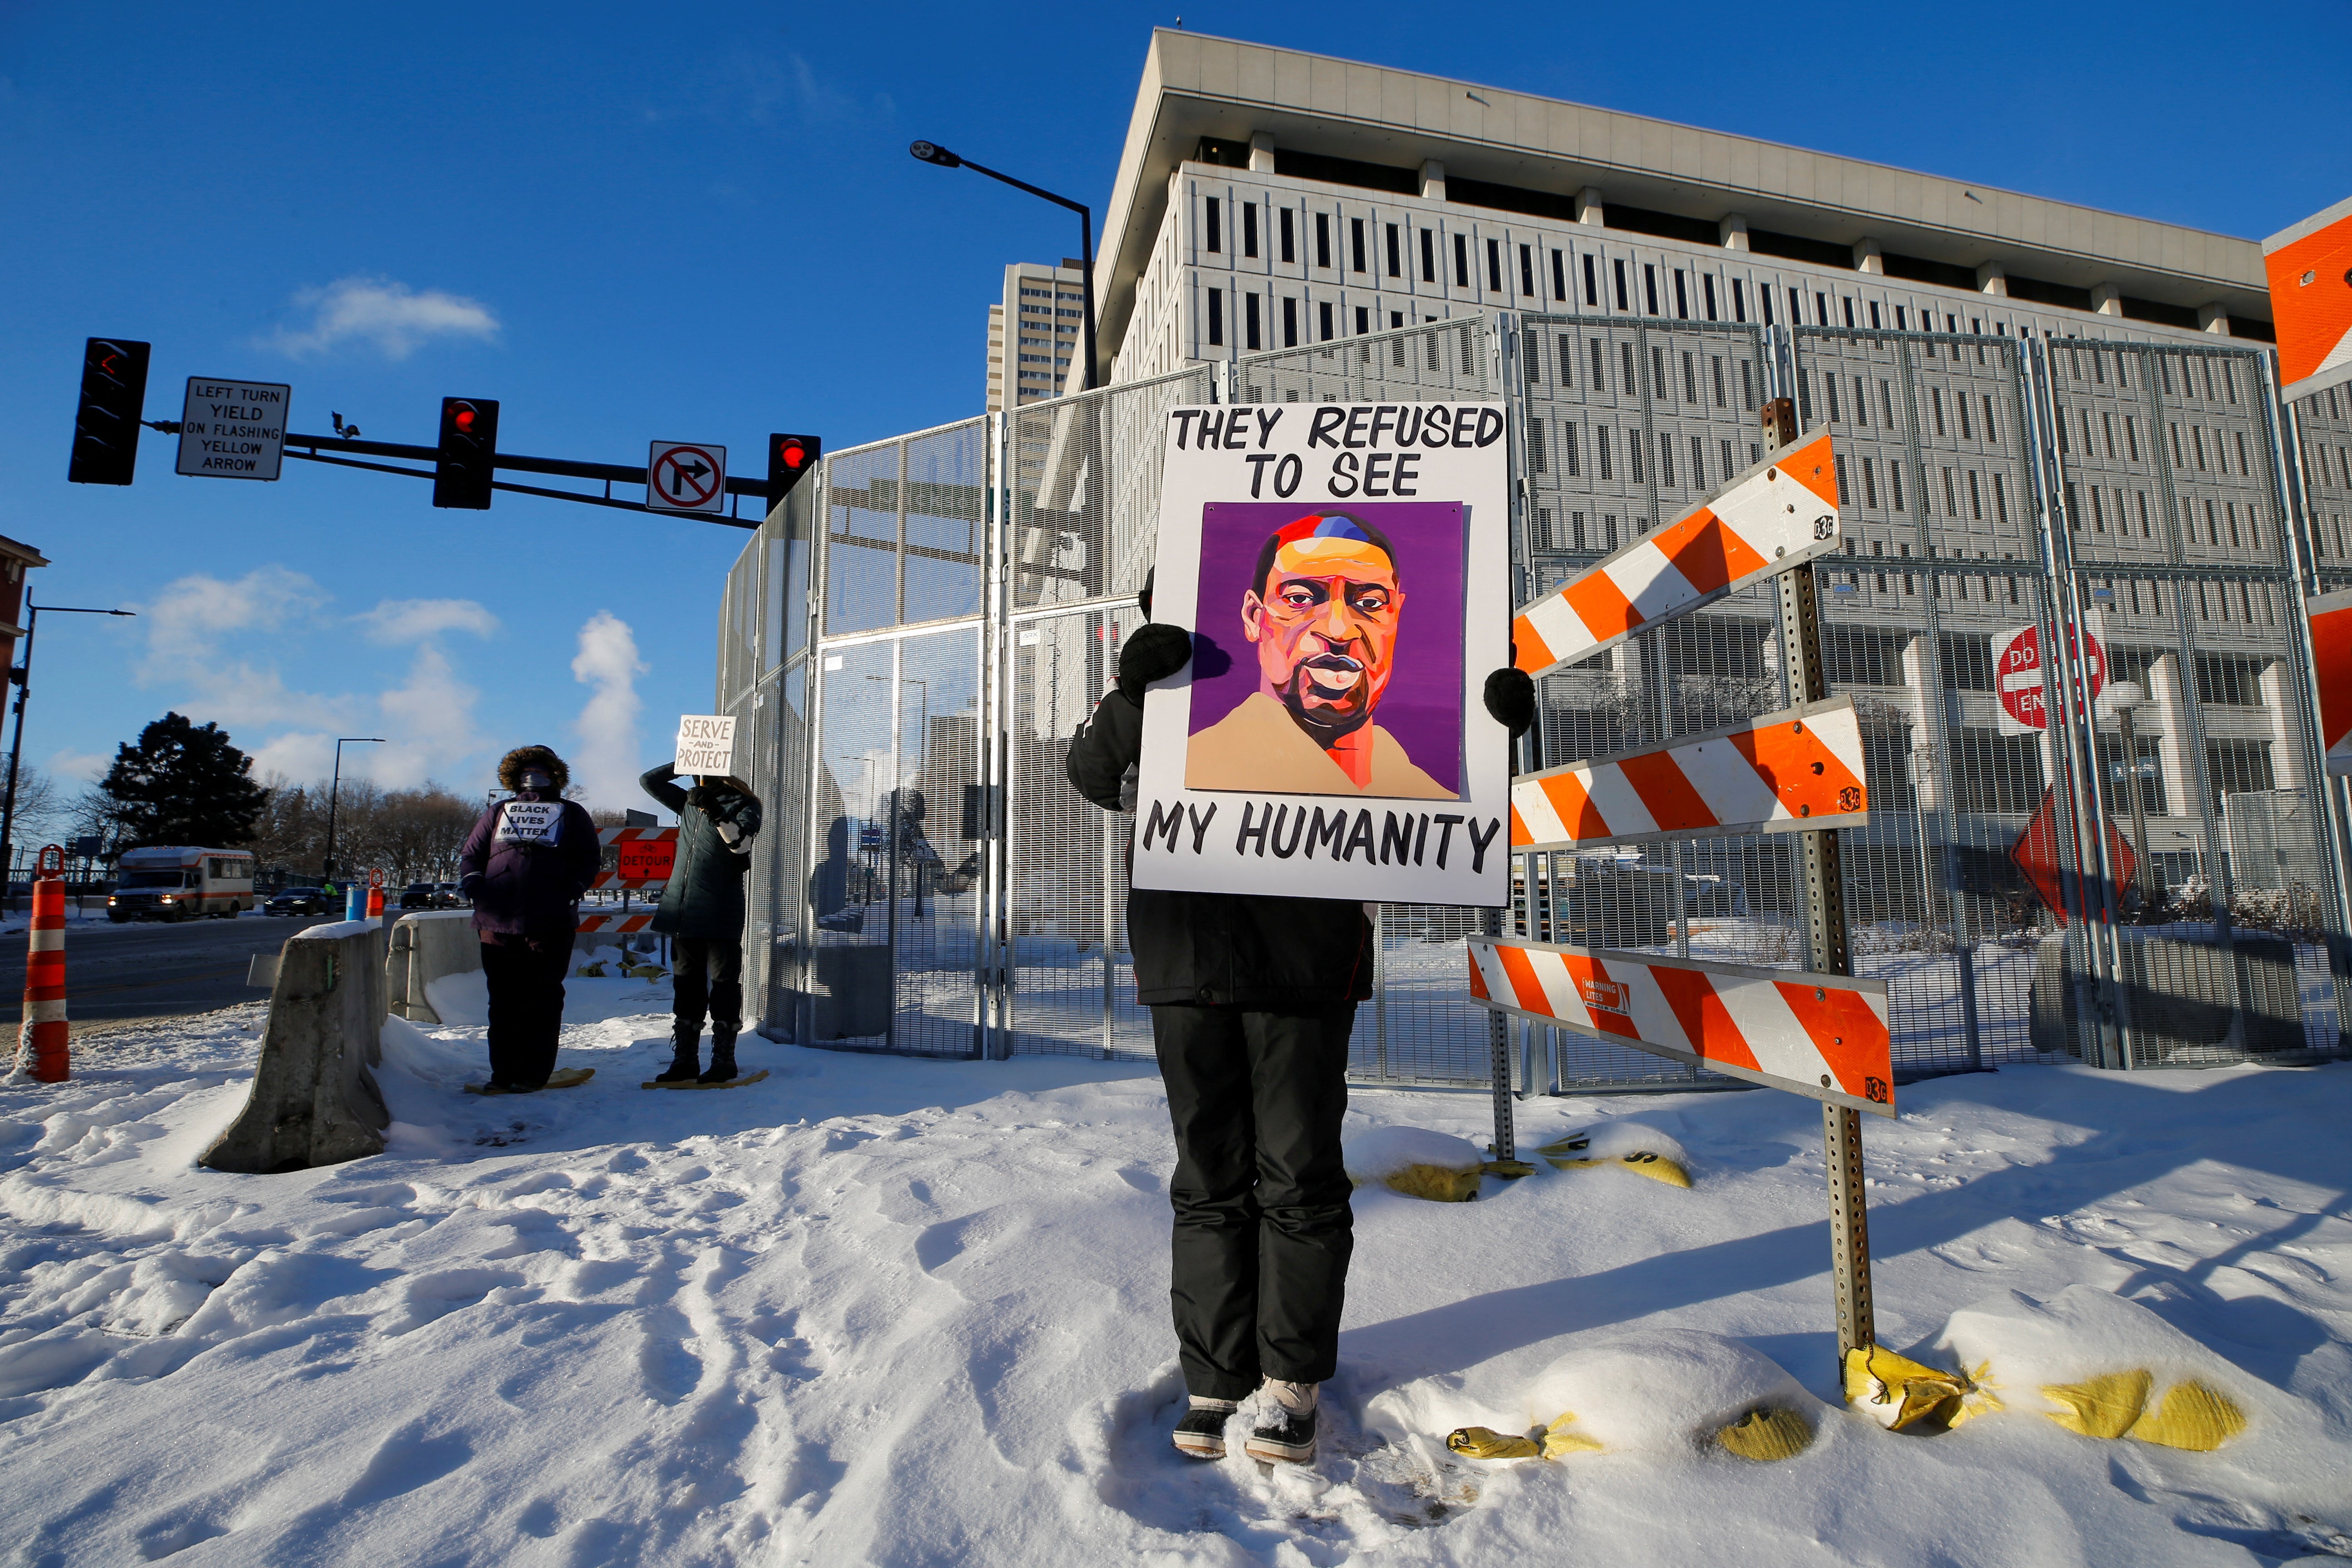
[{"xmin": 137, "ymin": 423, "xmax": 796, "ymax": 525}]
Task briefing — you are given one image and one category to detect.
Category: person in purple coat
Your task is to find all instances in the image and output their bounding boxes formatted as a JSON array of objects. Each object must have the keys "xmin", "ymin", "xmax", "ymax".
[{"xmin": 456, "ymin": 745, "xmax": 602, "ymax": 1092}]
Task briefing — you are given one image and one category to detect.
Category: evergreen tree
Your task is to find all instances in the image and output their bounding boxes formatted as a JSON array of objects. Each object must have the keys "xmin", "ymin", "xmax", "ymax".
[{"xmin": 97, "ymin": 712, "xmax": 270, "ymax": 849}]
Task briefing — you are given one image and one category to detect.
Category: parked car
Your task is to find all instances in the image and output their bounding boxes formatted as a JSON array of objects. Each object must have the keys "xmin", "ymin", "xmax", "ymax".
[
  {"xmin": 265, "ymin": 887, "xmax": 330, "ymax": 916},
  {"xmin": 398, "ymin": 881, "xmax": 439, "ymax": 910}
]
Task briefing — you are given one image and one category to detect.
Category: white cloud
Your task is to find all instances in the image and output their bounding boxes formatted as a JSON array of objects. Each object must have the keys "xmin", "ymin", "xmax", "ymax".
[
  {"xmin": 570, "ymin": 612, "xmax": 647, "ymax": 812},
  {"xmin": 373, "ymin": 644, "xmax": 482, "ymax": 788},
  {"xmin": 135, "ymin": 567, "xmax": 348, "ymax": 730},
  {"xmin": 250, "ymin": 732, "xmax": 338, "ymax": 784},
  {"xmin": 264, "ymin": 276, "xmax": 500, "ymax": 361},
  {"xmin": 44, "ymin": 750, "xmax": 108, "ymax": 784},
  {"xmin": 358, "ymin": 598, "xmax": 499, "ymax": 645}
]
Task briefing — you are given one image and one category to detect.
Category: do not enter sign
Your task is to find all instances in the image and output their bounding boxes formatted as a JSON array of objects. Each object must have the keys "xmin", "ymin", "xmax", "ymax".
[
  {"xmin": 648, "ymin": 441, "xmax": 728, "ymax": 515},
  {"xmin": 1992, "ymin": 622, "xmax": 2104, "ymax": 736}
]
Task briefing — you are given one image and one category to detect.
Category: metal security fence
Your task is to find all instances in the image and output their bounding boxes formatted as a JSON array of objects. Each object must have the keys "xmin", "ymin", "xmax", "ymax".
[{"xmin": 724, "ymin": 313, "xmax": 2352, "ymax": 1088}]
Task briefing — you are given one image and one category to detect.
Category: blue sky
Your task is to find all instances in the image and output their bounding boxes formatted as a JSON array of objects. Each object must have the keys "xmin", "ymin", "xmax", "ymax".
[{"xmin": 3, "ymin": 1, "xmax": 2345, "ymax": 827}]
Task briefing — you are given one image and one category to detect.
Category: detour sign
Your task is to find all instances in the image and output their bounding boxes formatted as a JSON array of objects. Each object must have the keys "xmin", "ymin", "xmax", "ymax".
[{"xmin": 1993, "ymin": 622, "xmax": 2103, "ymax": 737}]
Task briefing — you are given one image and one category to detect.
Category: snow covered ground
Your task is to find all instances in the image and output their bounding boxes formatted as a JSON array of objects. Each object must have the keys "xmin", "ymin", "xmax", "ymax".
[{"xmin": 3, "ymin": 982, "xmax": 2350, "ymax": 1566}]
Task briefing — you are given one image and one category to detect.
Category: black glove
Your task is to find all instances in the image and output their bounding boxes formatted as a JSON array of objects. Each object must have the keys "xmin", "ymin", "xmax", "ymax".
[
  {"xmin": 1483, "ymin": 666, "xmax": 1536, "ymax": 739},
  {"xmin": 1116, "ymin": 624, "xmax": 1193, "ymax": 703}
]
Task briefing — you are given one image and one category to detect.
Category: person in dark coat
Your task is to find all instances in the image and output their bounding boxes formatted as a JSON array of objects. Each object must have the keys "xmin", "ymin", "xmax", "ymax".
[
  {"xmin": 641, "ymin": 764, "xmax": 762, "ymax": 1084},
  {"xmin": 1066, "ymin": 575, "xmax": 1534, "ymax": 1465},
  {"xmin": 456, "ymin": 745, "xmax": 602, "ymax": 1092}
]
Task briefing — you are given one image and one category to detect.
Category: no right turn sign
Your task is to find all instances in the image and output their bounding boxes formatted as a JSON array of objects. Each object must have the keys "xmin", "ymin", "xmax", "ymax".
[{"xmin": 648, "ymin": 441, "xmax": 727, "ymax": 515}]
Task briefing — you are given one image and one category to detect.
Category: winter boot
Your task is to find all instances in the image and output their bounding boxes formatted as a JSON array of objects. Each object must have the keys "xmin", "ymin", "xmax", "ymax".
[
  {"xmin": 1173, "ymin": 1396, "xmax": 1237, "ymax": 1460},
  {"xmin": 697, "ymin": 1030, "xmax": 740, "ymax": 1086},
  {"xmin": 654, "ymin": 1027, "xmax": 701, "ymax": 1084},
  {"xmin": 1244, "ymin": 1380, "xmax": 1318, "ymax": 1465}
]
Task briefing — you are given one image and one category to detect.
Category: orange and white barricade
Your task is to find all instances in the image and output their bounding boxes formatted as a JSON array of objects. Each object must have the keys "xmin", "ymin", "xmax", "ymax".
[
  {"xmin": 1510, "ymin": 698, "xmax": 1868, "ymax": 852},
  {"xmin": 19, "ymin": 846, "xmax": 69, "ymax": 1082},
  {"xmin": 592, "ymin": 826, "xmax": 678, "ymax": 888},
  {"xmin": 1468, "ymin": 935, "xmax": 1894, "ymax": 1117},
  {"xmin": 578, "ymin": 913, "xmax": 658, "ymax": 936},
  {"xmin": 1513, "ymin": 430, "xmax": 1842, "ymax": 678},
  {"xmin": 2308, "ymin": 587, "xmax": 2352, "ymax": 776}
]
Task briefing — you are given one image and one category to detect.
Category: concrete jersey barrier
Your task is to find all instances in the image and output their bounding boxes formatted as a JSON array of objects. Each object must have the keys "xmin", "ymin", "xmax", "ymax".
[
  {"xmin": 201, "ymin": 920, "xmax": 391, "ymax": 1174},
  {"xmin": 386, "ymin": 909, "xmax": 485, "ymax": 1024}
]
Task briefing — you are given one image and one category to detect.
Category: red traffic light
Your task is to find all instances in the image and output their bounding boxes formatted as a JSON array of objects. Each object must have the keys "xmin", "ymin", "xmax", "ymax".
[
  {"xmin": 453, "ymin": 408, "xmax": 476, "ymax": 431},
  {"xmin": 766, "ymin": 431, "xmax": 821, "ymax": 504}
]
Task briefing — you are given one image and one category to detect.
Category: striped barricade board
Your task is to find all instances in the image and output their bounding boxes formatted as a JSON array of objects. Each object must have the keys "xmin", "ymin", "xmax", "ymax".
[
  {"xmin": 1513, "ymin": 428, "xmax": 1842, "ymax": 679},
  {"xmin": 578, "ymin": 913, "xmax": 657, "ymax": 935},
  {"xmin": 1467, "ymin": 936, "xmax": 1894, "ymax": 1117},
  {"xmin": 593, "ymin": 826, "xmax": 677, "ymax": 888},
  {"xmin": 2309, "ymin": 587, "xmax": 2352, "ymax": 776},
  {"xmin": 1509, "ymin": 697, "xmax": 1868, "ymax": 852}
]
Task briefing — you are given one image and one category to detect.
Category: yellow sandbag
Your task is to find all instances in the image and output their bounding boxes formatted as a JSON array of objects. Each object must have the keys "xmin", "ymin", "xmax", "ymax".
[
  {"xmin": 2127, "ymin": 1380, "xmax": 2247, "ymax": 1452},
  {"xmin": 2042, "ymin": 1369, "xmax": 2151, "ymax": 1440},
  {"xmin": 1385, "ymin": 1163, "xmax": 1482, "ymax": 1203},
  {"xmin": 1446, "ymin": 1411, "xmax": 1603, "ymax": 1461},
  {"xmin": 1343, "ymin": 1127, "xmax": 1490, "ymax": 1203},
  {"xmin": 1536, "ymin": 1123, "xmax": 1693, "ymax": 1188},
  {"xmin": 1446, "ymin": 1426, "xmax": 1539, "ymax": 1459},
  {"xmin": 623, "ymin": 963, "xmax": 666, "ymax": 980},
  {"xmin": 1843, "ymin": 1344, "xmax": 2001, "ymax": 1433},
  {"xmin": 575, "ymin": 961, "xmax": 607, "ymax": 977},
  {"xmin": 1715, "ymin": 1406, "xmax": 1812, "ymax": 1462},
  {"xmin": 1482, "ymin": 1159, "xmax": 1538, "ymax": 1180}
]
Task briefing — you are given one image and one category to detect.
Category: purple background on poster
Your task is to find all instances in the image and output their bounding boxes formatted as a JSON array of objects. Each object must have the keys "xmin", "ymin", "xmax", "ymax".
[{"xmin": 1186, "ymin": 500, "xmax": 1465, "ymax": 795}]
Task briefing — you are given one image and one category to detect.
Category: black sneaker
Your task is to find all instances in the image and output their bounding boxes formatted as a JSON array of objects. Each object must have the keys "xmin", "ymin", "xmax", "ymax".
[
  {"xmin": 1245, "ymin": 1380, "xmax": 1319, "ymax": 1464},
  {"xmin": 1173, "ymin": 1398, "xmax": 1236, "ymax": 1460}
]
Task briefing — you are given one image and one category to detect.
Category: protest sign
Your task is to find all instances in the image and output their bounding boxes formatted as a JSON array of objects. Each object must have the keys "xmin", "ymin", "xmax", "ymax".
[{"xmin": 1134, "ymin": 401, "xmax": 1513, "ymax": 906}]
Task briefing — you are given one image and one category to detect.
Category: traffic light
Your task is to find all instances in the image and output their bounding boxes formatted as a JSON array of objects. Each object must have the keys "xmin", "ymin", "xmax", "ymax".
[
  {"xmin": 433, "ymin": 397, "xmax": 500, "ymax": 509},
  {"xmin": 766, "ymin": 432, "xmax": 821, "ymax": 507},
  {"xmin": 68, "ymin": 337, "xmax": 152, "ymax": 485}
]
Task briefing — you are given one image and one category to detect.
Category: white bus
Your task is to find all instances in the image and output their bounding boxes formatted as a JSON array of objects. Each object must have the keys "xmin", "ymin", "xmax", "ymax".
[{"xmin": 108, "ymin": 846, "xmax": 257, "ymax": 921}]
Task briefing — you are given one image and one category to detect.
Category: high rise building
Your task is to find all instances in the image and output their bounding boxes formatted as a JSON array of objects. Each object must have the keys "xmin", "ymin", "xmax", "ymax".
[
  {"xmin": 985, "ymin": 260, "xmax": 1088, "ymax": 412},
  {"xmin": 1089, "ymin": 32, "xmax": 2272, "ymax": 386}
]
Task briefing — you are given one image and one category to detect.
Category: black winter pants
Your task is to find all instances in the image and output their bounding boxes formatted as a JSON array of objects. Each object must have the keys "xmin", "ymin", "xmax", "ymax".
[
  {"xmin": 1152, "ymin": 1001, "xmax": 1356, "ymax": 1401},
  {"xmin": 480, "ymin": 938, "xmax": 574, "ymax": 1088},
  {"xmin": 673, "ymin": 936, "xmax": 744, "ymax": 1040}
]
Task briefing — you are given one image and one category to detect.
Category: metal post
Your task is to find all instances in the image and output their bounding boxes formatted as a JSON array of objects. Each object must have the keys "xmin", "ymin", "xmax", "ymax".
[
  {"xmin": 2265, "ymin": 368, "xmax": 2352, "ymax": 1045},
  {"xmin": 1484, "ymin": 903, "xmax": 1516, "ymax": 1160},
  {"xmin": 2019, "ymin": 340, "xmax": 2133, "ymax": 1068},
  {"xmin": 1764, "ymin": 393, "xmax": 1875, "ymax": 1371}
]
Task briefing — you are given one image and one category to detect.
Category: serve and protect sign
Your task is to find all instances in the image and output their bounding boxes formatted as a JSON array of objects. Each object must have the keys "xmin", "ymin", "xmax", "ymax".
[
  {"xmin": 648, "ymin": 441, "xmax": 727, "ymax": 514},
  {"xmin": 1132, "ymin": 401, "xmax": 1514, "ymax": 908},
  {"xmin": 1467, "ymin": 936, "xmax": 1895, "ymax": 1117},
  {"xmin": 1992, "ymin": 621, "xmax": 2103, "ymax": 736},
  {"xmin": 674, "ymin": 714, "xmax": 737, "ymax": 775},
  {"xmin": 176, "ymin": 377, "xmax": 290, "ymax": 480}
]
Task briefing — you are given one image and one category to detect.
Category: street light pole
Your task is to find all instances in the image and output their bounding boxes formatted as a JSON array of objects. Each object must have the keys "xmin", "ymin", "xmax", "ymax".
[
  {"xmin": 322, "ymin": 737, "xmax": 386, "ymax": 886},
  {"xmin": 0, "ymin": 602, "xmax": 136, "ymax": 905},
  {"xmin": 910, "ymin": 141, "xmax": 1098, "ymax": 392}
]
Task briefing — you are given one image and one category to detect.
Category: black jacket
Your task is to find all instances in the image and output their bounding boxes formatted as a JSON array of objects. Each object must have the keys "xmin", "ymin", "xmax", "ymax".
[
  {"xmin": 1066, "ymin": 689, "xmax": 1372, "ymax": 1009},
  {"xmin": 641, "ymin": 765, "xmax": 763, "ymax": 941}
]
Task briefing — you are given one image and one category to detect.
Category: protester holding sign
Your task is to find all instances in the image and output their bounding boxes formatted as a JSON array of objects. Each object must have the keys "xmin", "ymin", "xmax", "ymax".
[
  {"xmin": 456, "ymin": 746, "xmax": 602, "ymax": 1093},
  {"xmin": 1067, "ymin": 569, "xmax": 1533, "ymax": 1465},
  {"xmin": 639, "ymin": 761, "xmax": 762, "ymax": 1086}
]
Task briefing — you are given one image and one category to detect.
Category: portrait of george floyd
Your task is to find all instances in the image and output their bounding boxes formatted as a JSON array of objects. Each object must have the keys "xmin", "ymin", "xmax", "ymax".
[{"xmin": 1184, "ymin": 501, "xmax": 1465, "ymax": 800}]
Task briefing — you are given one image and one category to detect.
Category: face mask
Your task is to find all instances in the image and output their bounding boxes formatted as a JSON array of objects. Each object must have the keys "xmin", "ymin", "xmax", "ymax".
[{"xmin": 520, "ymin": 770, "xmax": 554, "ymax": 791}]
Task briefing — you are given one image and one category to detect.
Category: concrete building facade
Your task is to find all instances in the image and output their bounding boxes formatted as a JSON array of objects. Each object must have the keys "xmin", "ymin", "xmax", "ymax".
[
  {"xmin": 985, "ymin": 260, "xmax": 1089, "ymax": 414},
  {"xmin": 1091, "ymin": 32, "xmax": 2274, "ymax": 388}
]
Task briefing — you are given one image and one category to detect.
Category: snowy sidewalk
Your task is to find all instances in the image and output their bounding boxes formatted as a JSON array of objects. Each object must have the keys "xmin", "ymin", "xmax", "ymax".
[{"xmin": 1, "ymin": 983, "xmax": 2348, "ymax": 1565}]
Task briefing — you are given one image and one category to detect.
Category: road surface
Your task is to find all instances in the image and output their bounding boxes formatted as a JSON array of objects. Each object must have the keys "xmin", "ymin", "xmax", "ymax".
[{"xmin": 0, "ymin": 911, "xmax": 311, "ymax": 1036}]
